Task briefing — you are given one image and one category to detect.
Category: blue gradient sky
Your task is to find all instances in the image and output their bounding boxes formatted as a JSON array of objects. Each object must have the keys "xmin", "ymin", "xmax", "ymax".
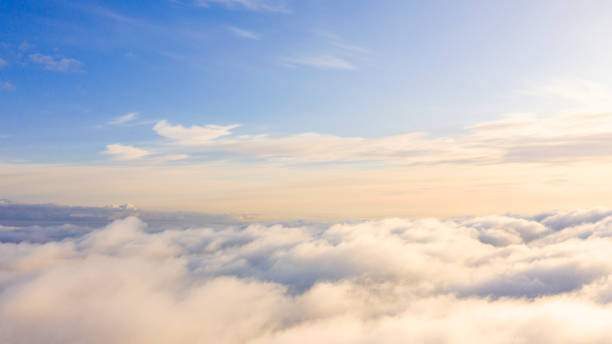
[{"xmin": 3, "ymin": 0, "xmax": 612, "ymax": 218}]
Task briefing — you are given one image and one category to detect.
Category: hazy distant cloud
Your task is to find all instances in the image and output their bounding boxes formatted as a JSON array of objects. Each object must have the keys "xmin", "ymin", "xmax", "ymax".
[
  {"xmin": 523, "ymin": 79, "xmax": 612, "ymax": 114},
  {"xmin": 0, "ymin": 201, "xmax": 239, "ymax": 230},
  {"xmin": 103, "ymin": 144, "xmax": 151, "ymax": 160},
  {"xmin": 18, "ymin": 42, "xmax": 33, "ymax": 51},
  {"xmin": 109, "ymin": 112, "xmax": 139, "ymax": 125},
  {"xmin": 316, "ymin": 31, "xmax": 370, "ymax": 54},
  {"xmin": 150, "ymin": 154, "xmax": 190, "ymax": 163},
  {"xmin": 0, "ymin": 81, "xmax": 15, "ymax": 91},
  {"xmin": 228, "ymin": 26, "xmax": 260, "ymax": 40},
  {"xmin": 194, "ymin": 0, "xmax": 289, "ymax": 12},
  {"xmin": 0, "ymin": 57, "xmax": 7, "ymax": 68},
  {"xmin": 29, "ymin": 53, "xmax": 82, "ymax": 72},
  {"xmin": 3, "ymin": 209, "xmax": 612, "ymax": 342},
  {"xmin": 283, "ymin": 55, "xmax": 356, "ymax": 70}
]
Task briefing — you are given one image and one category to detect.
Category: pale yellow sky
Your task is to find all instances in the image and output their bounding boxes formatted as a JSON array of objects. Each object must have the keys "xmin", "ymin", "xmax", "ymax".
[{"xmin": 2, "ymin": 158, "xmax": 611, "ymax": 220}]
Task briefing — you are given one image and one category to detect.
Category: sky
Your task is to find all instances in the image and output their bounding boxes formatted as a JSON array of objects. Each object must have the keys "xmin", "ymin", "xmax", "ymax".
[
  {"xmin": 6, "ymin": 2, "xmax": 612, "ymax": 342},
  {"xmin": 3, "ymin": 0, "xmax": 612, "ymax": 219}
]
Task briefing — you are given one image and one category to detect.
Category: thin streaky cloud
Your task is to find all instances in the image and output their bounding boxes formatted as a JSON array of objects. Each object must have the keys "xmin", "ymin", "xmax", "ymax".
[
  {"xmin": 151, "ymin": 154, "xmax": 190, "ymax": 163},
  {"xmin": 332, "ymin": 42, "xmax": 370, "ymax": 54},
  {"xmin": 102, "ymin": 144, "xmax": 151, "ymax": 160},
  {"xmin": 194, "ymin": 0, "xmax": 289, "ymax": 12},
  {"xmin": 522, "ymin": 79, "xmax": 612, "ymax": 113},
  {"xmin": 121, "ymin": 110, "xmax": 612, "ymax": 165},
  {"xmin": 283, "ymin": 56, "xmax": 356, "ymax": 70},
  {"xmin": 0, "ymin": 57, "xmax": 7, "ymax": 68},
  {"xmin": 29, "ymin": 53, "xmax": 82, "ymax": 72},
  {"xmin": 0, "ymin": 81, "xmax": 15, "ymax": 91},
  {"xmin": 109, "ymin": 112, "xmax": 139, "ymax": 126},
  {"xmin": 316, "ymin": 30, "xmax": 370, "ymax": 54},
  {"xmin": 227, "ymin": 26, "xmax": 260, "ymax": 40},
  {"xmin": 74, "ymin": 4, "xmax": 147, "ymax": 26}
]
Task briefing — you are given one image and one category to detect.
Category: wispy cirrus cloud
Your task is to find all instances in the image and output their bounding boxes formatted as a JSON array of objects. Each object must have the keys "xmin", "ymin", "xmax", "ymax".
[
  {"xmin": 109, "ymin": 112, "xmax": 139, "ymax": 126},
  {"xmin": 283, "ymin": 55, "xmax": 356, "ymax": 70},
  {"xmin": 315, "ymin": 31, "xmax": 370, "ymax": 54},
  {"xmin": 227, "ymin": 26, "xmax": 260, "ymax": 40},
  {"xmin": 0, "ymin": 81, "xmax": 15, "ymax": 91},
  {"xmin": 29, "ymin": 53, "xmax": 82, "ymax": 72},
  {"xmin": 523, "ymin": 78, "xmax": 612, "ymax": 114},
  {"xmin": 101, "ymin": 143, "xmax": 189, "ymax": 163},
  {"xmin": 281, "ymin": 32, "xmax": 369, "ymax": 72},
  {"xmin": 194, "ymin": 0, "xmax": 289, "ymax": 12},
  {"xmin": 0, "ymin": 57, "xmax": 7, "ymax": 68}
]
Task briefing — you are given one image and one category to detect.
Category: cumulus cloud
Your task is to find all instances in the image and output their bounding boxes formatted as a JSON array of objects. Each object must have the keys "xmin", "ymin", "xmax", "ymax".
[
  {"xmin": 29, "ymin": 53, "xmax": 82, "ymax": 72},
  {"xmin": 2, "ymin": 209, "xmax": 612, "ymax": 342}
]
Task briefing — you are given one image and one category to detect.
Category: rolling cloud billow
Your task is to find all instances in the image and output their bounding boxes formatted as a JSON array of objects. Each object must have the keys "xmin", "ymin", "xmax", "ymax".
[{"xmin": 2, "ymin": 208, "xmax": 612, "ymax": 342}]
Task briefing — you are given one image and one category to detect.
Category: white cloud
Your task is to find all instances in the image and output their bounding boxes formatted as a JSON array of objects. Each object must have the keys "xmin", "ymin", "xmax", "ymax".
[
  {"xmin": 3, "ymin": 210, "xmax": 612, "ymax": 342},
  {"xmin": 0, "ymin": 81, "xmax": 15, "ymax": 91},
  {"xmin": 29, "ymin": 53, "xmax": 82, "ymax": 72},
  {"xmin": 228, "ymin": 26, "xmax": 260, "ymax": 40},
  {"xmin": 153, "ymin": 120, "xmax": 239, "ymax": 144},
  {"xmin": 194, "ymin": 0, "xmax": 288, "ymax": 12},
  {"xmin": 141, "ymin": 111, "xmax": 612, "ymax": 165},
  {"xmin": 101, "ymin": 142, "xmax": 188, "ymax": 163},
  {"xmin": 102, "ymin": 144, "xmax": 151, "ymax": 160},
  {"xmin": 284, "ymin": 55, "xmax": 356, "ymax": 70}
]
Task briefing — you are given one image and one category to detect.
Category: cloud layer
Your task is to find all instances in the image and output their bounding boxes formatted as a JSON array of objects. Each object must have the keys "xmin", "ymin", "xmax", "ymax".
[
  {"xmin": 3, "ymin": 208, "xmax": 612, "ymax": 342},
  {"xmin": 110, "ymin": 112, "xmax": 612, "ymax": 165}
]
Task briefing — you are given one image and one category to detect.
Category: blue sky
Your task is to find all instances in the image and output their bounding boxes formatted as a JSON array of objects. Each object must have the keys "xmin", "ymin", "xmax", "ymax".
[{"xmin": 3, "ymin": 0, "xmax": 612, "ymax": 218}]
